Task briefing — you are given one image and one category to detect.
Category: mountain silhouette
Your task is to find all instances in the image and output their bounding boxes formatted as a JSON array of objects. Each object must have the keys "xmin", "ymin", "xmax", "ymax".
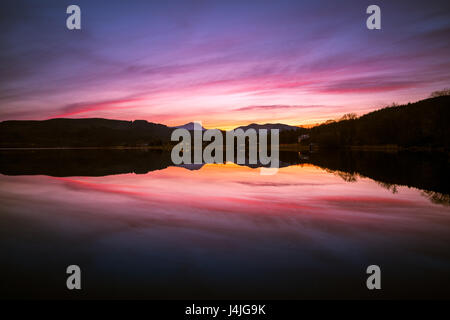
[
  {"xmin": 0, "ymin": 96, "xmax": 449, "ymax": 149},
  {"xmin": 173, "ymin": 122, "xmax": 206, "ymax": 131},
  {"xmin": 235, "ymin": 123, "xmax": 298, "ymax": 131}
]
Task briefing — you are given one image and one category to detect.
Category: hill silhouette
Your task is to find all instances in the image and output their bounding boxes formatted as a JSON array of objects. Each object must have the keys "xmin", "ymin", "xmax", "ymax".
[
  {"xmin": 0, "ymin": 118, "xmax": 172, "ymax": 148},
  {"xmin": 306, "ymin": 96, "xmax": 450, "ymax": 149},
  {"xmin": 0, "ymin": 96, "xmax": 448, "ymax": 149},
  {"xmin": 235, "ymin": 123, "xmax": 298, "ymax": 132},
  {"xmin": 174, "ymin": 122, "xmax": 206, "ymax": 131},
  {"xmin": 278, "ymin": 96, "xmax": 450, "ymax": 149}
]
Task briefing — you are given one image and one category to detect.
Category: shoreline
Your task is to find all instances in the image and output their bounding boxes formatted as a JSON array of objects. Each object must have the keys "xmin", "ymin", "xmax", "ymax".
[
  {"xmin": 280, "ymin": 144, "xmax": 448, "ymax": 153},
  {"xmin": 0, "ymin": 145, "xmax": 170, "ymax": 151},
  {"xmin": 0, "ymin": 144, "xmax": 448, "ymax": 154}
]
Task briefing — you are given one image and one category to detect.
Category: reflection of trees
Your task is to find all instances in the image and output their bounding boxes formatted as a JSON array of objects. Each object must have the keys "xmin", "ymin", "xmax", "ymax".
[
  {"xmin": 421, "ymin": 191, "xmax": 450, "ymax": 206},
  {"xmin": 376, "ymin": 181, "xmax": 398, "ymax": 194},
  {"xmin": 326, "ymin": 169, "xmax": 358, "ymax": 182},
  {"xmin": 301, "ymin": 150, "xmax": 449, "ymax": 196}
]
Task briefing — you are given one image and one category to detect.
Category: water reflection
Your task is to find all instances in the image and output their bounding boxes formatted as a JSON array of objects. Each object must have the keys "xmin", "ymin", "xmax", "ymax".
[
  {"xmin": 1, "ymin": 149, "xmax": 448, "ymax": 199},
  {"xmin": 0, "ymin": 149, "xmax": 449, "ymax": 299}
]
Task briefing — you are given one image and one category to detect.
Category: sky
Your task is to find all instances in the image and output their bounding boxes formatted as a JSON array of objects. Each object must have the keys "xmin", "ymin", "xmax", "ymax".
[{"xmin": 0, "ymin": 0, "xmax": 449, "ymax": 130}]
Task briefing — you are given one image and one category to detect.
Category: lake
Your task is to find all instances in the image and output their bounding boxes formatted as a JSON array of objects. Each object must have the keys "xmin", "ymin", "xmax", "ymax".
[{"xmin": 0, "ymin": 149, "xmax": 449, "ymax": 299}]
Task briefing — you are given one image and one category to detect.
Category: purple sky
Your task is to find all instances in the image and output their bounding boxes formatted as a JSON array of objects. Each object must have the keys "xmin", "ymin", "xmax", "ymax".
[{"xmin": 1, "ymin": 0, "xmax": 449, "ymax": 129}]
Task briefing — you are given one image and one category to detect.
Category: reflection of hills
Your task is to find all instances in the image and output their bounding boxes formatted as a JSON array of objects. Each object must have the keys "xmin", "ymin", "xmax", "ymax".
[
  {"xmin": 0, "ymin": 149, "xmax": 173, "ymax": 177},
  {"xmin": 177, "ymin": 163, "xmax": 205, "ymax": 170},
  {"xmin": 0, "ymin": 149, "xmax": 448, "ymax": 195}
]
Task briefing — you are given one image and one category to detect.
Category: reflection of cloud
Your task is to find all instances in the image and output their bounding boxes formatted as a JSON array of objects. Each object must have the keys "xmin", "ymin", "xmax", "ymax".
[
  {"xmin": 314, "ymin": 196, "xmax": 415, "ymax": 210},
  {"xmin": 234, "ymin": 181, "xmax": 327, "ymax": 187}
]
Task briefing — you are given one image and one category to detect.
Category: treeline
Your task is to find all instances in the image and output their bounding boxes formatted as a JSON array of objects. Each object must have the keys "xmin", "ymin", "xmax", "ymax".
[
  {"xmin": 1, "ymin": 96, "xmax": 448, "ymax": 149},
  {"xmin": 279, "ymin": 96, "xmax": 450, "ymax": 149},
  {"xmin": 0, "ymin": 118, "xmax": 173, "ymax": 148}
]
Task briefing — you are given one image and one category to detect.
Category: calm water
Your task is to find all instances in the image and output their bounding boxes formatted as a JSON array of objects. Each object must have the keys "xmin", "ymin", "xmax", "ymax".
[{"xmin": 0, "ymin": 150, "xmax": 449, "ymax": 299}]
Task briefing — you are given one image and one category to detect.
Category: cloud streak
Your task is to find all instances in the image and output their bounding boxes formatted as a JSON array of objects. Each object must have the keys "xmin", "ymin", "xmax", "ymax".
[{"xmin": 1, "ymin": 0, "xmax": 450, "ymax": 127}]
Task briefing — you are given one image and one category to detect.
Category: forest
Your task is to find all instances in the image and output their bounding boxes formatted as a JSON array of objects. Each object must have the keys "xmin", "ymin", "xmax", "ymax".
[{"xmin": 280, "ymin": 95, "xmax": 450, "ymax": 150}]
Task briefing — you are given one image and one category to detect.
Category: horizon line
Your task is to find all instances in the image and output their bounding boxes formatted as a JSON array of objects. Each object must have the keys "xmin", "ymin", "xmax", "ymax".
[{"xmin": 0, "ymin": 94, "xmax": 445, "ymax": 130}]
